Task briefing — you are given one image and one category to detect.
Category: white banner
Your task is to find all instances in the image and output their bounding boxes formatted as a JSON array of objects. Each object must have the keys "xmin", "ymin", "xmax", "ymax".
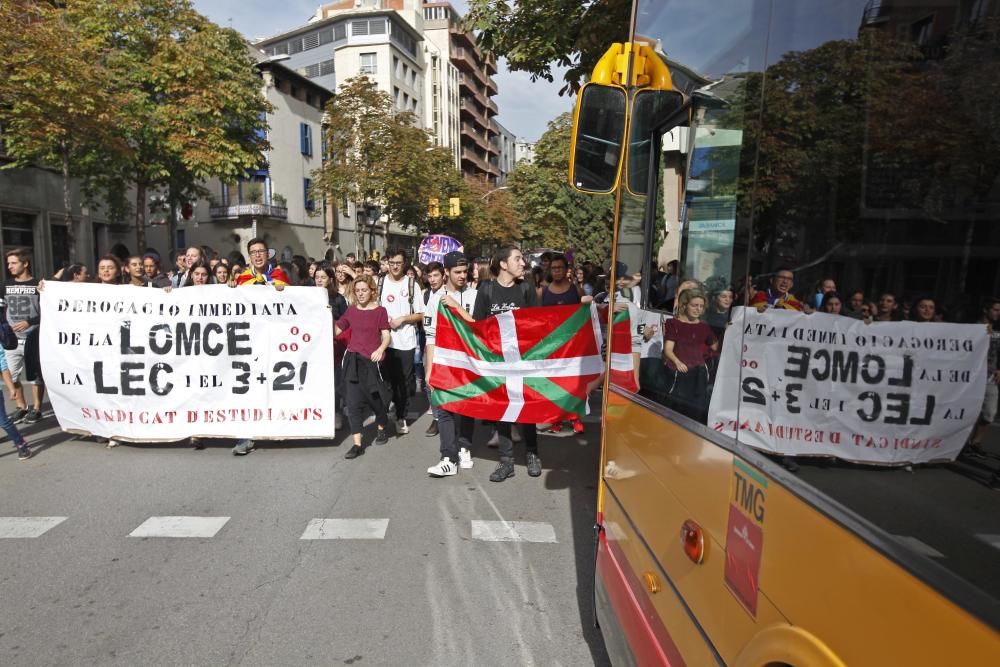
[
  {"xmin": 708, "ymin": 307, "xmax": 988, "ymax": 465},
  {"xmin": 40, "ymin": 282, "xmax": 335, "ymax": 441}
]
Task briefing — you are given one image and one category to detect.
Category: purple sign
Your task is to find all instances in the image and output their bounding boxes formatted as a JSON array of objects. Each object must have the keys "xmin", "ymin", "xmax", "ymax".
[{"xmin": 418, "ymin": 234, "xmax": 463, "ymax": 265}]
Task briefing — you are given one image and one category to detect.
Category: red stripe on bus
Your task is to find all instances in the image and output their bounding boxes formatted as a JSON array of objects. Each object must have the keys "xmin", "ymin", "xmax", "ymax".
[{"xmin": 598, "ymin": 530, "xmax": 688, "ymax": 666}]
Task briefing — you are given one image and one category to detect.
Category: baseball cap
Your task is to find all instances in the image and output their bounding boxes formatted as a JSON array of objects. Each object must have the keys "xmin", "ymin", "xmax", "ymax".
[{"xmin": 443, "ymin": 251, "xmax": 468, "ymax": 269}]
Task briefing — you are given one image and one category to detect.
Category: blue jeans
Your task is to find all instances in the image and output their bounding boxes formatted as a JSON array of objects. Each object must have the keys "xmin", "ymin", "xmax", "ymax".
[{"xmin": 0, "ymin": 393, "xmax": 25, "ymax": 448}]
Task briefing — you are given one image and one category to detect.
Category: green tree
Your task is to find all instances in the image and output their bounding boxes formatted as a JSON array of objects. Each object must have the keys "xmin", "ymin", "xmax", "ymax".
[
  {"xmin": 313, "ymin": 75, "xmax": 463, "ymax": 244},
  {"xmin": 509, "ymin": 112, "xmax": 614, "ymax": 261},
  {"xmin": 74, "ymin": 0, "xmax": 271, "ymax": 252},
  {"xmin": 0, "ymin": 0, "xmax": 130, "ymax": 263},
  {"xmin": 466, "ymin": 0, "xmax": 630, "ymax": 94}
]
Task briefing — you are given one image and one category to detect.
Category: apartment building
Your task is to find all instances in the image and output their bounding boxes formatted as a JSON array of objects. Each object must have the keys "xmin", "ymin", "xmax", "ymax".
[
  {"xmin": 494, "ymin": 120, "xmax": 517, "ymax": 184},
  {"xmin": 422, "ymin": 2, "xmax": 500, "ymax": 185}
]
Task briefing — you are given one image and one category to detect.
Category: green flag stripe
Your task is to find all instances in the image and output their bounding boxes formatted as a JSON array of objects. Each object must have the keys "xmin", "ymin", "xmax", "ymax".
[
  {"xmin": 441, "ymin": 304, "xmax": 504, "ymax": 362},
  {"xmin": 431, "ymin": 374, "xmax": 506, "ymax": 407},
  {"xmin": 612, "ymin": 309, "xmax": 629, "ymax": 324},
  {"xmin": 522, "ymin": 305, "xmax": 593, "ymax": 361},
  {"xmin": 524, "ymin": 377, "xmax": 586, "ymax": 415}
]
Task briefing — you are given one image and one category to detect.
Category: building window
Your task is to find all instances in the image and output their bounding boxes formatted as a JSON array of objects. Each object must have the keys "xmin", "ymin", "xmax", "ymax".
[
  {"xmin": 360, "ymin": 52, "xmax": 377, "ymax": 75},
  {"xmin": 334, "ymin": 23, "xmax": 347, "ymax": 40},
  {"xmin": 303, "ymin": 178, "xmax": 314, "ymax": 211},
  {"xmin": 318, "ymin": 28, "xmax": 333, "ymax": 45},
  {"xmin": 370, "ymin": 18, "xmax": 387, "ymax": 35},
  {"xmin": 289, "ymin": 38, "xmax": 303, "ymax": 54},
  {"xmin": 302, "ymin": 63, "xmax": 320, "ymax": 78},
  {"xmin": 352, "ymin": 20, "xmax": 369, "ymax": 36},
  {"xmin": 319, "ymin": 59, "xmax": 335, "ymax": 76},
  {"xmin": 300, "ymin": 123, "xmax": 312, "ymax": 157}
]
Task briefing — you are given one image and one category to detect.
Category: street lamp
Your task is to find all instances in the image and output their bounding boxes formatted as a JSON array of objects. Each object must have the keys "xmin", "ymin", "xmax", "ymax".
[{"xmin": 480, "ymin": 186, "xmax": 510, "ymax": 200}]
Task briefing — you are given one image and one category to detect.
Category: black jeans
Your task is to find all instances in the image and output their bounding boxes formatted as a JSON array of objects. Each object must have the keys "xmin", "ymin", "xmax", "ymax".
[
  {"xmin": 497, "ymin": 422, "xmax": 537, "ymax": 464},
  {"xmin": 435, "ymin": 404, "xmax": 474, "ymax": 463},
  {"xmin": 345, "ymin": 381, "xmax": 389, "ymax": 436},
  {"xmin": 383, "ymin": 347, "xmax": 415, "ymax": 420}
]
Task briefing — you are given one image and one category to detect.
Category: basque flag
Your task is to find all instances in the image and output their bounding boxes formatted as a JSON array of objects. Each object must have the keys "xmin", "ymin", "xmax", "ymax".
[{"xmin": 429, "ymin": 303, "xmax": 604, "ymax": 423}]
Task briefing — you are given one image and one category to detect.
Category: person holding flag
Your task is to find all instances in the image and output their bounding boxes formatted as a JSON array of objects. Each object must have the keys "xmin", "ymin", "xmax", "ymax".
[
  {"xmin": 424, "ymin": 252, "xmax": 479, "ymax": 477},
  {"xmin": 473, "ymin": 245, "xmax": 541, "ymax": 482},
  {"xmin": 235, "ymin": 238, "xmax": 290, "ymax": 287}
]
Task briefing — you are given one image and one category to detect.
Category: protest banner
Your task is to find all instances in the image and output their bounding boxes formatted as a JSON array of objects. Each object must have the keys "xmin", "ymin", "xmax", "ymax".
[
  {"xmin": 708, "ymin": 307, "xmax": 988, "ymax": 465},
  {"xmin": 40, "ymin": 282, "xmax": 335, "ymax": 441},
  {"xmin": 418, "ymin": 234, "xmax": 463, "ymax": 265}
]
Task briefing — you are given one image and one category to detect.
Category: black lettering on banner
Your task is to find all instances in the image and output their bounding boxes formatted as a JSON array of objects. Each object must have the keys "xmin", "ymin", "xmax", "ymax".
[
  {"xmin": 785, "ymin": 345, "xmax": 809, "ymax": 379},
  {"xmin": 228, "ymin": 322, "xmax": 251, "ymax": 355},
  {"xmin": 94, "ymin": 361, "xmax": 117, "ymax": 395},
  {"xmin": 832, "ymin": 351, "xmax": 858, "ymax": 383},
  {"xmin": 785, "ymin": 383, "xmax": 802, "ymax": 414},
  {"xmin": 120, "ymin": 322, "xmax": 145, "ymax": 355},
  {"xmin": 203, "ymin": 323, "xmax": 224, "ymax": 356},
  {"xmin": 150, "ymin": 362, "xmax": 173, "ymax": 396},
  {"xmin": 860, "ymin": 354, "xmax": 885, "ymax": 384},
  {"xmin": 149, "ymin": 324, "xmax": 172, "ymax": 354},
  {"xmin": 273, "ymin": 361, "xmax": 295, "ymax": 391},
  {"xmin": 177, "ymin": 323, "xmax": 200, "ymax": 356},
  {"xmin": 811, "ymin": 349, "xmax": 831, "ymax": 381},
  {"xmin": 742, "ymin": 377, "xmax": 766, "ymax": 405},
  {"xmin": 857, "ymin": 391, "xmax": 880, "ymax": 422},
  {"xmin": 232, "ymin": 361, "xmax": 250, "ymax": 394},
  {"xmin": 121, "ymin": 362, "xmax": 145, "ymax": 396}
]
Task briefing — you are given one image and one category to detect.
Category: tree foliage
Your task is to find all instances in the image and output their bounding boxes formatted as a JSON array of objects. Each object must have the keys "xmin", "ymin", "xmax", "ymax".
[
  {"xmin": 466, "ymin": 0, "xmax": 630, "ymax": 94},
  {"xmin": 313, "ymin": 75, "xmax": 463, "ymax": 240},
  {"xmin": 508, "ymin": 112, "xmax": 614, "ymax": 261},
  {"xmin": 0, "ymin": 0, "xmax": 271, "ymax": 255}
]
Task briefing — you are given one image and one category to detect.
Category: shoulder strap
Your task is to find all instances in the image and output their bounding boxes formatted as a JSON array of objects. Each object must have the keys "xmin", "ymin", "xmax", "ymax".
[
  {"xmin": 521, "ymin": 280, "xmax": 534, "ymax": 303},
  {"xmin": 376, "ymin": 274, "xmax": 385, "ymax": 302},
  {"xmin": 407, "ymin": 277, "xmax": 415, "ymax": 314},
  {"xmin": 423, "ymin": 287, "xmax": 431, "ymax": 306},
  {"xmin": 479, "ymin": 280, "xmax": 492, "ymax": 305}
]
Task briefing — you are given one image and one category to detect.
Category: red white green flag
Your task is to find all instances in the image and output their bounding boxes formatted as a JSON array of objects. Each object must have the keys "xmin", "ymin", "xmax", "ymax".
[
  {"xmin": 609, "ymin": 308, "xmax": 639, "ymax": 392},
  {"xmin": 429, "ymin": 303, "xmax": 604, "ymax": 423}
]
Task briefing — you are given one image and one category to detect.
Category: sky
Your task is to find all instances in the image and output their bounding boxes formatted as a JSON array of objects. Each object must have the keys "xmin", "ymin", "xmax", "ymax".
[{"xmin": 190, "ymin": 0, "xmax": 571, "ymax": 141}]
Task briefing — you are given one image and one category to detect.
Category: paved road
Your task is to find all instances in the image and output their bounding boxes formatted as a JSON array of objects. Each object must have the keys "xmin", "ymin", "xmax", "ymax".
[{"xmin": 0, "ymin": 405, "xmax": 611, "ymax": 666}]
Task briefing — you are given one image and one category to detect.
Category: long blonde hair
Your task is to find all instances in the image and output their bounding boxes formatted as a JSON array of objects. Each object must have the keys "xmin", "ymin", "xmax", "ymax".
[{"xmin": 352, "ymin": 274, "xmax": 378, "ymax": 306}]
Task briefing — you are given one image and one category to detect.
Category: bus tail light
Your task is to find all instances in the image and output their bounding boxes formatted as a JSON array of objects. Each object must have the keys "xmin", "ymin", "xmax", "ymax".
[{"xmin": 681, "ymin": 520, "xmax": 706, "ymax": 564}]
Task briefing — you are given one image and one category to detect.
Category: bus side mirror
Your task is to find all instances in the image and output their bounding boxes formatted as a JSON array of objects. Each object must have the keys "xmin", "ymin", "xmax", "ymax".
[
  {"xmin": 570, "ymin": 83, "xmax": 628, "ymax": 194},
  {"xmin": 626, "ymin": 89, "xmax": 686, "ymax": 196}
]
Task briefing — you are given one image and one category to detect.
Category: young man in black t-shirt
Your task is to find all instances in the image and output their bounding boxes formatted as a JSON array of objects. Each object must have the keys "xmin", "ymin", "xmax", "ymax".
[{"xmin": 471, "ymin": 245, "xmax": 541, "ymax": 482}]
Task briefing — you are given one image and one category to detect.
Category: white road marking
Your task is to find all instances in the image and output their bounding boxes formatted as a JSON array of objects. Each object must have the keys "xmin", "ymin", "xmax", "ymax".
[
  {"xmin": 471, "ymin": 520, "xmax": 557, "ymax": 544},
  {"xmin": 129, "ymin": 516, "xmax": 230, "ymax": 538},
  {"xmin": 975, "ymin": 534, "xmax": 1000, "ymax": 550},
  {"xmin": 300, "ymin": 518, "xmax": 389, "ymax": 540},
  {"xmin": 894, "ymin": 535, "xmax": 945, "ymax": 558},
  {"xmin": 0, "ymin": 517, "xmax": 68, "ymax": 538}
]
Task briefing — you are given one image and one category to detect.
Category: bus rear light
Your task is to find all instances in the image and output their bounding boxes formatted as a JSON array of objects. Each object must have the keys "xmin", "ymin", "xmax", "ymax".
[{"xmin": 681, "ymin": 520, "xmax": 706, "ymax": 564}]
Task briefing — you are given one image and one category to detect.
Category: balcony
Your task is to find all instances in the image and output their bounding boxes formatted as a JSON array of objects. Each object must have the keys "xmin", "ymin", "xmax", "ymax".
[
  {"xmin": 485, "ymin": 139, "xmax": 499, "ymax": 156},
  {"xmin": 210, "ymin": 204, "xmax": 288, "ymax": 220},
  {"xmin": 461, "ymin": 121, "xmax": 490, "ymax": 151},
  {"xmin": 461, "ymin": 147, "xmax": 489, "ymax": 172},
  {"xmin": 488, "ymin": 119, "xmax": 499, "ymax": 134},
  {"xmin": 484, "ymin": 54, "xmax": 497, "ymax": 76},
  {"xmin": 460, "ymin": 98, "xmax": 489, "ymax": 130},
  {"xmin": 486, "ymin": 97, "xmax": 498, "ymax": 117},
  {"xmin": 451, "ymin": 46, "xmax": 477, "ymax": 73},
  {"xmin": 485, "ymin": 77, "xmax": 498, "ymax": 95}
]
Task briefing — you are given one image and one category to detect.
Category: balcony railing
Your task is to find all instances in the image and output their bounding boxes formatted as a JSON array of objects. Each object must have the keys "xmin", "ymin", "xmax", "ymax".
[
  {"xmin": 210, "ymin": 204, "xmax": 288, "ymax": 220},
  {"xmin": 486, "ymin": 98, "xmax": 498, "ymax": 117},
  {"xmin": 460, "ymin": 99, "xmax": 489, "ymax": 130},
  {"xmin": 461, "ymin": 147, "xmax": 489, "ymax": 172}
]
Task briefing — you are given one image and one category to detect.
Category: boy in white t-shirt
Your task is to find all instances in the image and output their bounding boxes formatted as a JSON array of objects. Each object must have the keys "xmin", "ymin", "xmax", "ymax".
[{"xmin": 378, "ymin": 248, "xmax": 425, "ymax": 435}]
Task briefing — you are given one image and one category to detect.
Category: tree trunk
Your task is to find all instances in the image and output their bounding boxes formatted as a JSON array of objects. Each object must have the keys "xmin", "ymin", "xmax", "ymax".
[
  {"xmin": 135, "ymin": 181, "xmax": 147, "ymax": 253},
  {"xmin": 60, "ymin": 143, "xmax": 77, "ymax": 265}
]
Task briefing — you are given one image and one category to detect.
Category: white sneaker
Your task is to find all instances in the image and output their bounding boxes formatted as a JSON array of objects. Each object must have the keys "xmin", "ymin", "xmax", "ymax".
[
  {"xmin": 427, "ymin": 458, "xmax": 458, "ymax": 477},
  {"xmin": 396, "ymin": 418, "xmax": 409, "ymax": 435},
  {"xmin": 487, "ymin": 430, "xmax": 500, "ymax": 447},
  {"xmin": 458, "ymin": 447, "xmax": 473, "ymax": 469}
]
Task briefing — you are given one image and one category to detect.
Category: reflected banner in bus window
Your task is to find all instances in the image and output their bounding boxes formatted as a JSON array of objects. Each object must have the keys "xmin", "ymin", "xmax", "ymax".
[{"xmin": 709, "ymin": 308, "xmax": 988, "ymax": 465}]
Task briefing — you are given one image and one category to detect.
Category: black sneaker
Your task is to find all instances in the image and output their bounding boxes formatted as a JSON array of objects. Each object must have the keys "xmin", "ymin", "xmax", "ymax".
[
  {"xmin": 16, "ymin": 443, "xmax": 31, "ymax": 461},
  {"xmin": 375, "ymin": 429, "xmax": 389, "ymax": 445},
  {"xmin": 344, "ymin": 444, "xmax": 364, "ymax": 459},
  {"xmin": 526, "ymin": 452, "xmax": 542, "ymax": 477},
  {"xmin": 10, "ymin": 408, "xmax": 28, "ymax": 424},
  {"xmin": 22, "ymin": 409, "xmax": 42, "ymax": 425},
  {"xmin": 425, "ymin": 420, "xmax": 439, "ymax": 437},
  {"xmin": 489, "ymin": 461, "xmax": 515, "ymax": 482}
]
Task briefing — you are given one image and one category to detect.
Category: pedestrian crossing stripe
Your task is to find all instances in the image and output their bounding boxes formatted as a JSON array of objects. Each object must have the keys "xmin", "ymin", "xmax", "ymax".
[
  {"xmin": 0, "ymin": 517, "xmax": 67, "ymax": 538},
  {"xmin": 300, "ymin": 518, "xmax": 389, "ymax": 540},
  {"xmin": 470, "ymin": 520, "xmax": 557, "ymax": 543},
  {"xmin": 129, "ymin": 516, "xmax": 231, "ymax": 538}
]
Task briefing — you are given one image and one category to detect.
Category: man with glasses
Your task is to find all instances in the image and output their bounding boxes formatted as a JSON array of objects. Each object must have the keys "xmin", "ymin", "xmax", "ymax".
[
  {"xmin": 231, "ymin": 238, "xmax": 288, "ymax": 456},
  {"xmin": 377, "ymin": 248, "xmax": 424, "ymax": 435},
  {"xmin": 236, "ymin": 238, "xmax": 289, "ymax": 287},
  {"xmin": 750, "ymin": 267, "xmax": 803, "ymax": 312}
]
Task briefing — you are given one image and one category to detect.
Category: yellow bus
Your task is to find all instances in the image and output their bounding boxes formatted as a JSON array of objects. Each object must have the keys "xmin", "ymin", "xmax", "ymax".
[{"xmin": 571, "ymin": 1, "xmax": 1000, "ymax": 664}]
